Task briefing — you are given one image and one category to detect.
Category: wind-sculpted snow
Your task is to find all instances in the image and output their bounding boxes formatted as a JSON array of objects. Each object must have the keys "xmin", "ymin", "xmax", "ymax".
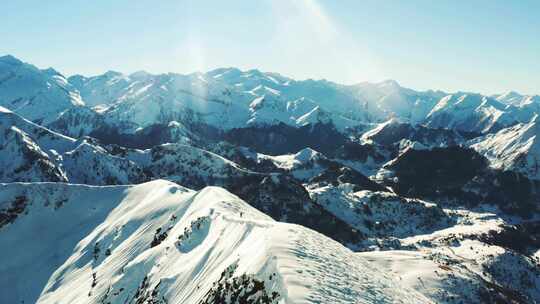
[{"xmin": 0, "ymin": 180, "xmax": 432, "ymax": 304}]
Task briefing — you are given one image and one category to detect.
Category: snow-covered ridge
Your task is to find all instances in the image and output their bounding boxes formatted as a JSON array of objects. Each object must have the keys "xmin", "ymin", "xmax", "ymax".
[
  {"xmin": 0, "ymin": 180, "xmax": 430, "ymax": 304},
  {"xmin": 2, "ymin": 54, "xmax": 540, "ymax": 138},
  {"xmin": 471, "ymin": 115, "xmax": 540, "ymax": 179},
  {"xmin": 0, "ymin": 105, "xmax": 76, "ymax": 152},
  {"xmin": 0, "ymin": 108, "xmax": 255, "ymax": 186},
  {"xmin": 425, "ymin": 93, "xmax": 519, "ymax": 133},
  {"xmin": 361, "ymin": 118, "xmax": 466, "ymax": 148}
]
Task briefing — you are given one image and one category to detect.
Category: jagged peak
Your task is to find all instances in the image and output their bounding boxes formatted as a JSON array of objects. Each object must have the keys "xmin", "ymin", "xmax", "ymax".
[
  {"xmin": 41, "ymin": 67, "xmax": 62, "ymax": 77},
  {"xmin": 293, "ymin": 147, "xmax": 323, "ymax": 162}
]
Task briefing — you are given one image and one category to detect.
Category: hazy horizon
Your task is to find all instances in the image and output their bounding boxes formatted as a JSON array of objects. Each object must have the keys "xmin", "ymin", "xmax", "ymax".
[{"xmin": 3, "ymin": 0, "xmax": 539, "ymax": 95}]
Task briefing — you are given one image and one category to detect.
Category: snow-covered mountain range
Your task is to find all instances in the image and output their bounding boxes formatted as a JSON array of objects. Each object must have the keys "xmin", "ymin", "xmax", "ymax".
[{"xmin": 1, "ymin": 54, "xmax": 539, "ymax": 303}]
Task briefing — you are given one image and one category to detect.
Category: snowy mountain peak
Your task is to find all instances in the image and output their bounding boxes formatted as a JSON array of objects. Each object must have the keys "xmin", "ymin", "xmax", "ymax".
[
  {"xmin": 0, "ymin": 56, "xmax": 85, "ymax": 123},
  {"xmin": 294, "ymin": 147, "xmax": 322, "ymax": 162},
  {"xmin": 41, "ymin": 67, "xmax": 62, "ymax": 77},
  {"xmin": 496, "ymin": 90, "xmax": 523, "ymax": 103},
  {"xmin": 472, "ymin": 116, "xmax": 540, "ymax": 179},
  {"xmin": 425, "ymin": 93, "xmax": 518, "ymax": 133},
  {"xmin": 361, "ymin": 117, "xmax": 403, "ymax": 141},
  {"xmin": 377, "ymin": 79, "xmax": 401, "ymax": 89},
  {"xmin": 0, "ymin": 54, "xmax": 23, "ymax": 66}
]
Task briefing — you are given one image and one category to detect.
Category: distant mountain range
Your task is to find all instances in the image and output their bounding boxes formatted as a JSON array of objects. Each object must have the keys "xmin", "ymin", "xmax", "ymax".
[{"xmin": 1, "ymin": 54, "xmax": 539, "ymax": 303}]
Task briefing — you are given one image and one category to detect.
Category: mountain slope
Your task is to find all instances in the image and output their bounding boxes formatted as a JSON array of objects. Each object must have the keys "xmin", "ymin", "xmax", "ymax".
[
  {"xmin": 307, "ymin": 184, "xmax": 454, "ymax": 242},
  {"xmin": 425, "ymin": 93, "xmax": 518, "ymax": 133},
  {"xmin": 0, "ymin": 106, "xmax": 76, "ymax": 152},
  {"xmin": 0, "ymin": 106, "xmax": 250, "ymax": 186},
  {"xmin": 471, "ymin": 116, "xmax": 540, "ymax": 180},
  {"xmin": 68, "ymin": 71, "xmax": 132, "ymax": 107},
  {"xmin": 361, "ymin": 118, "xmax": 466, "ymax": 147},
  {"xmin": 383, "ymin": 146, "xmax": 539, "ymax": 216},
  {"xmin": 67, "ymin": 66, "xmax": 371, "ymax": 135},
  {"xmin": 0, "ymin": 107, "xmax": 143, "ymax": 185},
  {"xmin": 0, "ymin": 180, "xmax": 430, "ymax": 304},
  {"xmin": 124, "ymin": 143, "xmax": 253, "ymax": 188},
  {"xmin": 0, "ymin": 106, "xmax": 71, "ymax": 182},
  {"xmin": 3, "ymin": 55, "xmax": 540, "ymax": 142},
  {"xmin": 0, "ymin": 124, "xmax": 67, "ymax": 182},
  {"xmin": 0, "ymin": 55, "xmax": 84, "ymax": 125},
  {"xmin": 352, "ymin": 80, "xmax": 444, "ymax": 122}
]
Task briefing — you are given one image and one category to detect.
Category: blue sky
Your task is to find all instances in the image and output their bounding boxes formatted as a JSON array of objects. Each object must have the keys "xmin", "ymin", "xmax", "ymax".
[{"xmin": 2, "ymin": 0, "xmax": 539, "ymax": 94}]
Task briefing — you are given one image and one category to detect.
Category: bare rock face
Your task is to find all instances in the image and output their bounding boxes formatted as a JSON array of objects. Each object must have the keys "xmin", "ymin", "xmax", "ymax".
[{"xmin": 385, "ymin": 146, "xmax": 539, "ymax": 216}]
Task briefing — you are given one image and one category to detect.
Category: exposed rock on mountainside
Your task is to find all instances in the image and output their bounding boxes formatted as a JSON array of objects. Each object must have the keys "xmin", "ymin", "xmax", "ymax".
[{"xmin": 384, "ymin": 146, "xmax": 539, "ymax": 216}]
